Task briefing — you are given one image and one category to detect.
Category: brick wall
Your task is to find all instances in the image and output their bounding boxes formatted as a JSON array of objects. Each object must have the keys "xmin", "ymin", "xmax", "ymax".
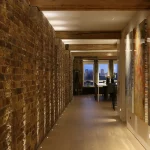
[{"xmin": 0, "ymin": 0, "xmax": 73, "ymax": 150}]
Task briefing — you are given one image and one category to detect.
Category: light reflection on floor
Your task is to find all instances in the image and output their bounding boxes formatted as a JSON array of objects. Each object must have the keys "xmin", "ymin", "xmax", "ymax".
[{"xmin": 38, "ymin": 95, "xmax": 145, "ymax": 150}]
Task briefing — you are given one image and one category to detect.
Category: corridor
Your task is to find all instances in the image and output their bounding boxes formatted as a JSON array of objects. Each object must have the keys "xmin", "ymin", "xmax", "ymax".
[{"xmin": 38, "ymin": 96, "xmax": 144, "ymax": 150}]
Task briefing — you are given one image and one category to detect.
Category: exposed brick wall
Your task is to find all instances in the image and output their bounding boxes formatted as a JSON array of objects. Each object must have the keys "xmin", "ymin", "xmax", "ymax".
[
  {"xmin": 55, "ymin": 39, "xmax": 72, "ymax": 110},
  {"xmin": 0, "ymin": 0, "xmax": 73, "ymax": 150},
  {"xmin": 69, "ymin": 52, "xmax": 73, "ymax": 104}
]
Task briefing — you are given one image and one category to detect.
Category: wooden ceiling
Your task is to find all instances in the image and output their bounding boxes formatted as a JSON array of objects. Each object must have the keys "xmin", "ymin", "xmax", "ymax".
[
  {"xmin": 67, "ymin": 44, "xmax": 117, "ymax": 51},
  {"xmin": 56, "ymin": 31, "xmax": 121, "ymax": 39},
  {"xmin": 56, "ymin": 33, "xmax": 119, "ymax": 59},
  {"xmin": 67, "ymin": 43, "xmax": 118, "ymax": 59},
  {"xmin": 29, "ymin": 0, "xmax": 150, "ymax": 10},
  {"xmin": 29, "ymin": 0, "xmax": 138, "ymax": 59},
  {"xmin": 74, "ymin": 56, "xmax": 117, "ymax": 60},
  {"xmin": 71, "ymin": 52, "xmax": 117, "ymax": 59}
]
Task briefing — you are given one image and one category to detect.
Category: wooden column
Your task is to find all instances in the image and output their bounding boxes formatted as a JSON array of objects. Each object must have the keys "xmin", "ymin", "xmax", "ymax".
[
  {"xmin": 109, "ymin": 60, "xmax": 113, "ymax": 78},
  {"xmin": 94, "ymin": 60, "xmax": 98, "ymax": 84}
]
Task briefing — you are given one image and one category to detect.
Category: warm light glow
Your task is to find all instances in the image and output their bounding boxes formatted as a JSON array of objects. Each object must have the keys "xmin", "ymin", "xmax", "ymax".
[
  {"xmin": 125, "ymin": 34, "xmax": 131, "ymax": 79},
  {"xmin": 99, "ymin": 118, "xmax": 117, "ymax": 122},
  {"xmin": 49, "ymin": 20, "xmax": 78, "ymax": 26},
  {"xmin": 37, "ymin": 97, "xmax": 40, "ymax": 144},
  {"xmin": 62, "ymin": 39, "xmax": 73, "ymax": 42},
  {"xmin": 49, "ymin": 95, "xmax": 51, "ymax": 129},
  {"xmin": 6, "ymin": 108, "xmax": 12, "ymax": 150},
  {"xmin": 147, "ymin": 38, "xmax": 150, "ymax": 43},
  {"xmin": 107, "ymin": 53, "xmax": 113, "ymax": 56},
  {"xmin": 120, "ymin": 108, "xmax": 122, "ymax": 111},
  {"xmin": 44, "ymin": 98, "xmax": 46, "ymax": 135},
  {"xmin": 23, "ymin": 96, "xmax": 26, "ymax": 150},
  {"xmin": 42, "ymin": 11, "xmax": 59, "ymax": 18},
  {"xmin": 62, "ymin": 39, "xmax": 117, "ymax": 44},
  {"xmin": 49, "ymin": 20, "xmax": 68, "ymax": 25},
  {"xmin": 53, "ymin": 26, "xmax": 69, "ymax": 31},
  {"xmin": 126, "ymin": 34, "xmax": 130, "ymax": 51}
]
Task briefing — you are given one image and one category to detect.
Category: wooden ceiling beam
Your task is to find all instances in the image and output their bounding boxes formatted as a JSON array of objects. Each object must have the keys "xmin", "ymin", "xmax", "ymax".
[
  {"xmin": 29, "ymin": 0, "xmax": 150, "ymax": 10},
  {"xmin": 71, "ymin": 52, "xmax": 117, "ymax": 57},
  {"xmin": 68, "ymin": 44, "xmax": 117, "ymax": 50},
  {"xmin": 73, "ymin": 56, "xmax": 117, "ymax": 60},
  {"xmin": 56, "ymin": 31, "xmax": 121, "ymax": 39}
]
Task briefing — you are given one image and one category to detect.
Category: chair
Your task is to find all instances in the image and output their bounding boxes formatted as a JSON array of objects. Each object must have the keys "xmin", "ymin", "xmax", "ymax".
[
  {"xmin": 94, "ymin": 83, "xmax": 98, "ymax": 100},
  {"xmin": 107, "ymin": 83, "xmax": 117, "ymax": 110}
]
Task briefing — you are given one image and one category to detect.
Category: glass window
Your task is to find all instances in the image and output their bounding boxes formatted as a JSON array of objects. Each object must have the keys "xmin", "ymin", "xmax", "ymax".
[
  {"xmin": 113, "ymin": 61, "xmax": 118, "ymax": 80},
  {"xmin": 83, "ymin": 61, "xmax": 94, "ymax": 87},
  {"xmin": 98, "ymin": 61, "xmax": 109, "ymax": 82}
]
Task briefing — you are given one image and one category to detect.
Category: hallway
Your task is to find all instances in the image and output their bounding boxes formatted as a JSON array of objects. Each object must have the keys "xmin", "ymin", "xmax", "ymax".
[{"xmin": 38, "ymin": 96, "xmax": 144, "ymax": 150}]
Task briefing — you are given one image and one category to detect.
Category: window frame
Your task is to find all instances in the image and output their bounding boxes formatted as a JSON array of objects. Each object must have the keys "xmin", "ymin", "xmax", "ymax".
[{"xmin": 83, "ymin": 60, "xmax": 94, "ymax": 87}]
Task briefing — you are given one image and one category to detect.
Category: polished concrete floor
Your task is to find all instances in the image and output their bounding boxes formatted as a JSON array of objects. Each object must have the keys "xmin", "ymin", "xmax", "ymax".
[{"xmin": 38, "ymin": 95, "xmax": 145, "ymax": 150}]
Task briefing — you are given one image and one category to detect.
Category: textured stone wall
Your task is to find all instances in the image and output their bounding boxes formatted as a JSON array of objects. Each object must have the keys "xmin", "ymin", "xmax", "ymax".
[
  {"xmin": 69, "ymin": 53, "xmax": 73, "ymax": 102},
  {"xmin": 148, "ymin": 16, "xmax": 150, "ymax": 125},
  {"xmin": 0, "ymin": 1, "xmax": 72, "ymax": 150},
  {"xmin": 55, "ymin": 39, "xmax": 72, "ymax": 117}
]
